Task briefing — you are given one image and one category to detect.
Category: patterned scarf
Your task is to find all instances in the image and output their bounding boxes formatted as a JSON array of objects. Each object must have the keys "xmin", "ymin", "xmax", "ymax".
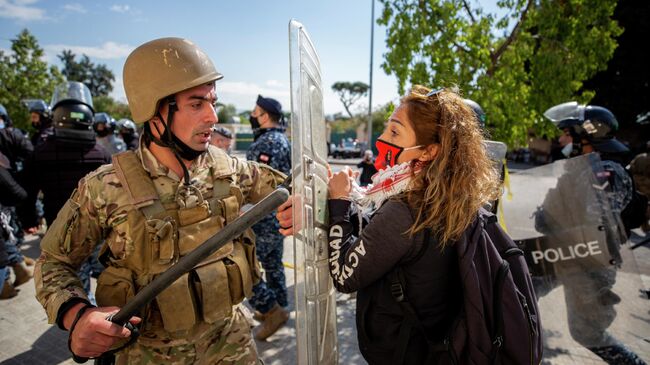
[{"xmin": 350, "ymin": 161, "xmax": 424, "ymax": 220}]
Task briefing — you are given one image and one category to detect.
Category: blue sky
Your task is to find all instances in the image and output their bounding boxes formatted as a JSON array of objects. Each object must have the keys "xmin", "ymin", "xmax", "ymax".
[
  {"xmin": 1, "ymin": 1, "xmax": 504, "ymax": 116},
  {"xmin": 0, "ymin": 0, "xmax": 402, "ymax": 115}
]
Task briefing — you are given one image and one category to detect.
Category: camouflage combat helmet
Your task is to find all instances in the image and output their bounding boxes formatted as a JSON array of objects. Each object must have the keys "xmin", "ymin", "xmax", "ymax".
[{"xmin": 123, "ymin": 37, "xmax": 224, "ymax": 124}]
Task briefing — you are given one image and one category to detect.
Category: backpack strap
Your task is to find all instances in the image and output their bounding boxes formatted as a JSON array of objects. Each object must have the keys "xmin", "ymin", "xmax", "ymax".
[
  {"xmin": 112, "ymin": 151, "xmax": 165, "ymax": 219},
  {"xmin": 389, "ymin": 229, "xmax": 447, "ymax": 365}
]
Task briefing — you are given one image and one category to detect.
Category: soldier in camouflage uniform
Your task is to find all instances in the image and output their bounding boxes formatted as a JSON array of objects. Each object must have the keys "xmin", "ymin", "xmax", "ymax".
[
  {"xmin": 540, "ymin": 103, "xmax": 646, "ymax": 365},
  {"xmin": 34, "ymin": 38, "xmax": 293, "ymax": 364},
  {"xmin": 246, "ymin": 95, "xmax": 291, "ymax": 340}
]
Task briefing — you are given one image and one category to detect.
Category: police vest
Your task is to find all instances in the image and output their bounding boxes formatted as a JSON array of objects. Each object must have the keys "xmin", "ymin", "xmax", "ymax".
[{"xmin": 95, "ymin": 150, "xmax": 260, "ymax": 336}]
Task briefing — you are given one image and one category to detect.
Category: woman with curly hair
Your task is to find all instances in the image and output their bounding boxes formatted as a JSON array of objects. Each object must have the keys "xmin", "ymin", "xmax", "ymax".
[{"xmin": 327, "ymin": 86, "xmax": 500, "ymax": 364}]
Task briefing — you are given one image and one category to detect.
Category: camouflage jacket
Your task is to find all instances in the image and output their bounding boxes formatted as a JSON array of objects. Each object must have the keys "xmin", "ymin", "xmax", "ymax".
[{"xmin": 34, "ymin": 142, "xmax": 285, "ymax": 324}]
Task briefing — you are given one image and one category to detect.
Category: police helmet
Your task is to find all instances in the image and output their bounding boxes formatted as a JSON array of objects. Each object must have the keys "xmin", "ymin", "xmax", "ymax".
[
  {"xmin": 50, "ymin": 82, "xmax": 95, "ymax": 139},
  {"xmin": 0, "ymin": 104, "xmax": 8, "ymax": 123},
  {"xmin": 93, "ymin": 112, "xmax": 115, "ymax": 130},
  {"xmin": 29, "ymin": 100, "xmax": 51, "ymax": 117},
  {"xmin": 544, "ymin": 102, "xmax": 628, "ymax": 154},
  {"xmin": 463, "ymin": 98, "xmax": 486, "ymax": 128},
  {"xmin": 116, "ymin": 118, "xmax": 137, "ymax": 133},
  {"xmin": 123, "ymin": 37, "xmax": 224, "ymax": 124}
]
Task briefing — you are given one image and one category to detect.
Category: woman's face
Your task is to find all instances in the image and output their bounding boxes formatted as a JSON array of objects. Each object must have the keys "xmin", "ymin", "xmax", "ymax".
[{"xmin": 378, "ymin": 104, "xmax": 423, "ymax": 164}]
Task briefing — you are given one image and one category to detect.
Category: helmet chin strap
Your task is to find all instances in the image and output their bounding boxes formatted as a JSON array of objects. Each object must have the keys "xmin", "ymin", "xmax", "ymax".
[{"xmin": 144, "ymin": 98, "xmax": 203, "ymax": 186}]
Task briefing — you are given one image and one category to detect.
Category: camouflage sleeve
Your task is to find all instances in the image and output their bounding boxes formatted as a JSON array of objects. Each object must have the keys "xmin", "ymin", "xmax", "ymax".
[
  {"xmin": 34, "ymin": 176, "xmax": 105, "ymax": 323},
  {"xmin": 231, "ymin": 156, "xmax": 287, "ymax": 204}
]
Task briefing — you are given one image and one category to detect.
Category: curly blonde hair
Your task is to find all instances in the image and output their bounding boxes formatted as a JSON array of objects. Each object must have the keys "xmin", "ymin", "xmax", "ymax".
[{"xmin": 403, "ymin": 85, "xmax": 500, "ymax": 246}]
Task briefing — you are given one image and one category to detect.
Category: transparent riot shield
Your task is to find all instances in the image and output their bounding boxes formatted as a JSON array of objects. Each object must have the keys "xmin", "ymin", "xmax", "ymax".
[
  {"xmin": 500, "ymin": 154, "xmax": 649, "ymax": 363},
  {"xmin": 485, "ymin": 140, "xmax": 507, "ymax": 174},
  {"xmin": 289, "ymin": 20, "xmax": 338, "ymax": 365}
]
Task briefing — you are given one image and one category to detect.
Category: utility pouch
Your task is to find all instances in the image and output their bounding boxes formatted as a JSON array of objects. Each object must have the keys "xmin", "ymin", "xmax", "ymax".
[
  {"xmin": 241, "ymin": 229, "xmax": 261, "ymax": 285},
  {"xmin": 195, "ymin": 260, "xmax": 232, "ymax": 323},
  {"xmin": 178, "ymin": 203, "xmax": 233, "ymax": 261},
  {"xmin": 95, "ymin": 266, "xmax": 136, "ymax": 307},
  {"xmin": 145, "ymin": 217, "xmax": 176, "ymax": 267},
  {"xmin": 156, "ymin": 272, "xmax": 197, "ymax": 332},
  {"xmin": 225, "ymin": 242, "xmax": 255, "ymax": 302}
]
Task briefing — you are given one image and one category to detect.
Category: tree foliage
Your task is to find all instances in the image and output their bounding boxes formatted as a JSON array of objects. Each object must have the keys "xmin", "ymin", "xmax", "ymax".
[
  {"xmin": 216, "ymin": 103, "xmax": 238, "ymax": 123},
  {"xmin": 378, "ymin": 0, "xmax": 621, "ymax": 147},
  {"xmin": 59, "ymin": 50, "xmax": 115, "ymax": 97},
  {"xmin": 0, "ymin": 29, "xmax": 64, "ymax": 131},
  {"xmin": 331, "ymin": 81, "xmax": 370, "ymax": 118},
  {"xmin": 93, "ymin": 95, "xmax": 131, "ymax": 121}
]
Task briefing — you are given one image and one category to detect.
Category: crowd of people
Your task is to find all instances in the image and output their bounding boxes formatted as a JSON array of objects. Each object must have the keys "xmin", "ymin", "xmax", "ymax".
[{"xmin": 0, "ymin": 35, "xmax": 648, "ymax": 365}]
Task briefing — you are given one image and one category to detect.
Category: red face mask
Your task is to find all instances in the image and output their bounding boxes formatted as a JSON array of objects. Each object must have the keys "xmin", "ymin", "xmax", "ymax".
[{"xmin": 374, "ymin": 138, "xmax": 423, "ymax": 171}]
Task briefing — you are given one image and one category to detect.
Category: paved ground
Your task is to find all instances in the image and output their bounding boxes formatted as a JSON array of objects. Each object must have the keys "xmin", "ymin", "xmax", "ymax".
[{"xmin": 1, "ymin": 159, "xmax": 649, "ymax": 364}]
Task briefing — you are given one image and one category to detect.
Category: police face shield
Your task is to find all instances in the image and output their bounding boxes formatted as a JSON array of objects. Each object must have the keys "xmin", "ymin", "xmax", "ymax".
[
  {"xmin": 500, "ymin": 154, "xmax": 647, "ymax": 356},
  {"xmin": 289, "ymin": 20, "xmax": 338, "ymax": 365},
  {"xmin": 544, "ymin": 101, "xmax": 585, "ymax": 124},
  {"xmin": 51, "ymin": 81, "xmax": 94, "ymax": 111}
]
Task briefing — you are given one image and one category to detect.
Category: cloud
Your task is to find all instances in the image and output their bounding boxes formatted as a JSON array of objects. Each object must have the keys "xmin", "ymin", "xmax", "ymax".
[
  {"xmin": 44, "ymin": 41, "xmax": 134, "ymax": 60},
  {"xmin": 265, "ymin": 80, "xmax": 284, "ymax": 88},
  {"xmin": 216, "ymin": 81, "xmax": 289, "ymax": 111},
  {"xmin": 0, "ymin": 0, "xmax": 46, "ymax": 21},
  {"xmin": 110, "ymin": 4, "xmax": 130, "ymax": 13},
  {"xmin": 63, "ymin": 3, "xmax": 85, "ymax": 13}
]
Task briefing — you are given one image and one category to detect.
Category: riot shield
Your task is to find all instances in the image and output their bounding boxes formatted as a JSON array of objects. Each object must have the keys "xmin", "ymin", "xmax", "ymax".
[
  {"xmin": 289, "ymin": 20, "xmax": 338, "ymax": 365},
  {"xmin": 485, "ymin": 140, "xmax": 507, "ymax": 174},
  {"xmin": 501, "ymin": 154, "xmax": 648, "ymax": 362}
]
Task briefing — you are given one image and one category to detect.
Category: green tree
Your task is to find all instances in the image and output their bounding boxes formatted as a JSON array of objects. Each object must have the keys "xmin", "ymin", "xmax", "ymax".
[
  {"xmin": 378, "ymin": 0, "xmax": 621, "ymax": 147},
  {"xmin": 216, "ymin": 103, "xmax": 238, "ymax": 123},
  {"xmin": 93, "ymin": 95, "xmax": 131, "ymax": 121},
  {"xmin": 59, "ymin": 50, "xmax": 115, "ymax": 97},
  {"xmin": 0, "ymin": 29, "xmax": 64, "ymax": 131},
  {"xmin": 331, "ymin": 81, "xmax": 370, "ymax": 118}
]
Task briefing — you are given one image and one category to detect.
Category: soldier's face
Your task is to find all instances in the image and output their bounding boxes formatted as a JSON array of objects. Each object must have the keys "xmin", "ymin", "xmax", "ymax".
[{"xmin": 161, "ymin": 83, "xmax": 218, "ymax": 151}]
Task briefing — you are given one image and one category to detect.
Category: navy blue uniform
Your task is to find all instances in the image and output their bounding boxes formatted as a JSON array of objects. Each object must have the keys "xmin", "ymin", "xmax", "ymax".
[{"xmin": 246, "ymin": 127, "xmax": 291, "ymax": 312}]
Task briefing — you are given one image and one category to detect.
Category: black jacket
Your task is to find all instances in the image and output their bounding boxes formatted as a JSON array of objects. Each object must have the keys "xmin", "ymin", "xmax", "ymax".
[
  {"xmin": 356, "ymin": 159, "xmax": 378, "ymax": 186},
  {"xmin": 0, "ymin": 127, "xmax": 33, "ymax": 172},
  {"xmin": 0, "ymin": 166, "xmax": 27, "ymax": 207},
  {"xmin": 20, "ymin": 135, "xmax": 111, "ymax": 227},
  {"xmin": 328, "ymin": 198, "xmax": 461, "ymax": 365}
]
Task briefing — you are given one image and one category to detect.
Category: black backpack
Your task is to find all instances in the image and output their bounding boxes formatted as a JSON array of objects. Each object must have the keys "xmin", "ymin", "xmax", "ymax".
[{"xmin": 389, "ymin": 208, "xmax": 543, "ymax": 365}]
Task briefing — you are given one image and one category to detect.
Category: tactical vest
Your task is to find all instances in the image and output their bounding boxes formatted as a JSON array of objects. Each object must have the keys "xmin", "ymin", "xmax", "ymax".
[{"xmin": 95, "ymin": 150, "xmax": 260, "ymax": 337}]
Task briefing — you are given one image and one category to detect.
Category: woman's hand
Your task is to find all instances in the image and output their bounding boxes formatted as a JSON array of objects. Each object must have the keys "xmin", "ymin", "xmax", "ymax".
[{"xmin": 328, "ymin": 167, "xmax": 357, "ymax": 200}]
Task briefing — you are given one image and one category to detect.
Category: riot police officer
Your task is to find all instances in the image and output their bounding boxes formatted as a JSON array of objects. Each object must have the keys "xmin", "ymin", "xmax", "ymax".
[
  {"xmin": 34, "ymin": 38, "xmax": 291, "ymax": 364},
  {"xmin": 28, "ymin": 99, "xmax": 54, "ymax": 148},
  {"xmin": 541, "ymin": 102, "xmax": 646, "ymax": 365},
  {"xmin": 0, "ymin": 104, "xmax": 33, "ymax": 174},
  {"xmin": 246, "ymin": 95, "xmax": 291, "ymax": 340},
  {"xmin": 115, "ymin": 118, "xmax": 139, "ymax": 150},
  {"xmin": 93, "ymin": 112, "xmax": 126, "ymax": 156},
  {"xmin": 21, "ymin": 82, "xmax": 111, "ymax": 228}
]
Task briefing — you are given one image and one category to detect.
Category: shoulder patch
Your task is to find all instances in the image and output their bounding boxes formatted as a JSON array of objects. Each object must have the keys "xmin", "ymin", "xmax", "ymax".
[{"xmin": 258, "ymin": 153, "xmax": 271, "ymax": 163}]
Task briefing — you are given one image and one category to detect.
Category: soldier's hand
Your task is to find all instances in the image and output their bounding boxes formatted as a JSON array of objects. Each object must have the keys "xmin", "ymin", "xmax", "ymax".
[
  {"xmin": 66, "ymin": 304, "xmax": 141, "ymax": 358},
  {"xmin": 277, "ymin": 195, "xmax": 295, "ymax": 236}
]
